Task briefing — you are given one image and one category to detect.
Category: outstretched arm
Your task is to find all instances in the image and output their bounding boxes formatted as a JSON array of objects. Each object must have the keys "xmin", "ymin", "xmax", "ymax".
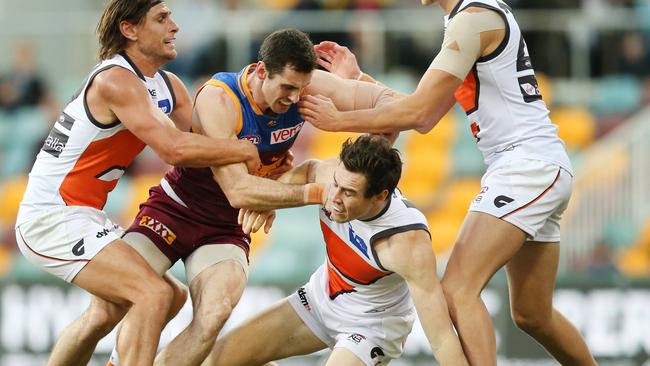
[
  {"xmin": 374, "ymin": 230, "xmax": 469, "ymax": 366},
  {"xmin": 300, "ymin": 8, "xmax": 505, "ymax": 134},
  {"xmin": 95, "ymin": 67, "xmax": 260, "ymax": 171},
  {"xmin": 238, "ymin": 158, "xmax": 339, "ymax": 233}
]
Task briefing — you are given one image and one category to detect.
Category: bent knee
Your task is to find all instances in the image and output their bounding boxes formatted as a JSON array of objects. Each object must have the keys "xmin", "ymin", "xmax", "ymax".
[
  {"xmin": 132, "ymin": 277, "xmax": 174, "ymax": 308},
  {"xmin": 193, "ymin": 300, "xmax": 237, "ymax": 342},
  {"xmin": 511, "ymin": 309, "xmax": 550, "ymax": 334},
  {"xmin": 84, "ymin": 302, "xmax": 128, "ymax": 338}
]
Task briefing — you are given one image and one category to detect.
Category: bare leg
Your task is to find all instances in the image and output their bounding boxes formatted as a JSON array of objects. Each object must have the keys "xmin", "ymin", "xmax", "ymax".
[
  {"xmin": 72, "ymin": 240, "xmax": 173, "ymax": 366},
  {"xmin": 324, "ymin": 348, "xmax": 365, "ymax": 366},
  {"xmin": 441, "ymin": 211, "xmax": 527, "ymax": 366},
  {"xmin": 204, "ymin": 298, "xmax": 327, "ymax": 366},
  {"xmin": 107, "ymin": 273, "xmax": 189, "ymax": 365},
  {"xmin": 155, "ymin": 260, "xmax": 246, "ymax": 366},
  {"xmin": 48, "ymin": 296, "xmax": 127, "ymax": 366},
  {"xmin": 506, "ymin": 242, "xmax": 596, "ymax": 365}
]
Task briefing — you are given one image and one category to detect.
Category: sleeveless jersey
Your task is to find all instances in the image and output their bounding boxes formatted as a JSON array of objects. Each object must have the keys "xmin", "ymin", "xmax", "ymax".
[
  {"xmin": 17, "ymin": 53, "xmax": 176, "ymax": 226},
  {"xmin": 161, "ymin": 64, "xmax": 305, "ymax": 224},
  {"xmin": 448, "ymin": 0, "xmax": 572, "ymax": 173},
  {"xmin": 308, "ymin": 189, "xmax": 429, "ymax": 318}
]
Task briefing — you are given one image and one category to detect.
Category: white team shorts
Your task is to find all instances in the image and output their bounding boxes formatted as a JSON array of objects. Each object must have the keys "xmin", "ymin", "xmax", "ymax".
[
  {"xmin": 15, "ymin": 206, "xmax": 124, "ymax": 282},
  {"xmin": 469, "ymin": 158, "xmax": 573, "ymax": 242},
  {"xmin": 288, "ymin": 284, "xmax": 415, "ymax": 366}
]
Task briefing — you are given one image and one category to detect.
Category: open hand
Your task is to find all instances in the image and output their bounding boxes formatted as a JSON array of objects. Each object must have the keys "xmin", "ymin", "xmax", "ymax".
[
  {"xmin": 314, "ymin": 41, "xmax": 362, "ymax": 80},
  {"xmin": 298, "ymin": 94, "xmax": 342, "ymax": 131},
  {"xmin": 238, "ymin": 208, "xmax": 276, "ymax": 234}
]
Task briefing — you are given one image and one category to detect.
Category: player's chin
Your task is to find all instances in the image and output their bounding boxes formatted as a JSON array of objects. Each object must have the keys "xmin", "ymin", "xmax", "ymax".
[
  {"xmin": 273, "ymin": 104, "xmax": 291, "ymax": 114},
  {"xmin": 331, "ymin": 212, "xmax": 348, "ymax": 223},
  {"xmin": 163, "ymin": 49, "xmax": 178, "ymax": 61}
]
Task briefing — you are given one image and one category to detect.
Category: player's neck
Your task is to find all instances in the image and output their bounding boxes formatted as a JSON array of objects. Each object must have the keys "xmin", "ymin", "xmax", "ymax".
[
  {"xmin": 122, "ymin": 49, "xmax": 165, "ymax": 78},
  {"xmin": 247, "ymin": 68, "xmax": 270, "ymax": 112},
  {"xmin": 438, "ymin": 0, "xmax": 460, "ymax": 13},
  {"xmin": 359, "ymin": 198, "xmax": 390, "ymax": 222}
]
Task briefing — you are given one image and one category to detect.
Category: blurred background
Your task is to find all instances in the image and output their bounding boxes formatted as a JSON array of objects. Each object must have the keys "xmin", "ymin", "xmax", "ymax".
[{"xmin": 1, "ymin": 0, "xmax": 650, "ymax": 365}]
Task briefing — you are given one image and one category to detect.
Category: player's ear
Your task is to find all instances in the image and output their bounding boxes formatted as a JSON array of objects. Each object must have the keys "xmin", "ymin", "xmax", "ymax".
[
  {"xmin": 374, "ymin": 189, "xmax": 389, "ymax": 203},
  {"xmin": 120, "ymin": 20, "xmax": 138, "ymax": 41},
  {"xmin": 256, "ymin": 61, "xmax": 267, "ymax": 80}
]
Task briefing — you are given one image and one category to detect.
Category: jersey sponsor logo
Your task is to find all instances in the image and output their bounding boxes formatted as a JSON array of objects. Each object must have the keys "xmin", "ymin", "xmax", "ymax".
[
  {"xmin": 241, "ymin": 135, "xmax": 261, "ymax": 144},
  {"xmin": 139, "ymin": 215, "xmax": 177, "ymax": 245},
  {"xmin": 266, "ymin": 120, "xmax": 277, "ymax": 127},
  {"xmin": 148, "ymin": 89, "xmax": 157, "ymax": 98},
  {"xmin": 347, "ymin": 333, "xmax": 366, "ymax": 344},
  {"xmin": 348, "ymin": 226, "xmax": 369, "ymax": 258},
  {"xmin": 158, "ymin": 99, "xmax": 171, "ymax": 114},
  {"xmin": 270, "ymin": 122, "xmax": 304, "ymax": 144},
  {"xmin": 297, "ymin": 287, "xmax": 311, "ymax": 311},
  {"xmin": 42, "ymin": 116, "xmax": 73, "ymax": 158},
  {"xmin": 494, "ymin": 195, "xmax": 514, "ymax": 208},
  {"xmin": 72, "ymin": 239, "xmax": 85, "ymax": 256}
]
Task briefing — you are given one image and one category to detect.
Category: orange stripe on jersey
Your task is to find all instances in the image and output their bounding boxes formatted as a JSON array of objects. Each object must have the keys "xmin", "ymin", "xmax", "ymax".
[
  {"xmin": 454, "ymin": 66, "xmax": 479, "ymax": 114},
  {"xmin": 320, "ymin": 221, "xmax": 389, "ymax": 285},
  {"xmin": 198, "ymin": 80, "xmax": 244, "ymax": 135},
  {"xmin": 327, "ymin": 263, "xmax": 356, "ymax": 299},
  {"xmin": 237, "ymin": 65, "xmax": 264, "ymax": 116},
  {"xmin": 59, "ymin": 129, "xmax": 145, "ymax": 210}
]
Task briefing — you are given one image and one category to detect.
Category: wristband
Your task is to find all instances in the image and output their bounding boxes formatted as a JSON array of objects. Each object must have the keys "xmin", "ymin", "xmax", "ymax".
[{"xmin": 304, "ymin": 183, "xmax": 325, "ymax": 205}]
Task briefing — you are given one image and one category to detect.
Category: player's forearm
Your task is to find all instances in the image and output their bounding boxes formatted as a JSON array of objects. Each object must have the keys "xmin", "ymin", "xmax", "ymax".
[
  {"xmin": 336, "ymin": 99, "xmax": 427, "ymax": 133},
  {"xmin": 430, "ymin": 335, "xmax": 470, "ymax": 366},
  {"xmin": 275, "ymin": 159, "xmax": 319, "ymax": 185},
  {"xmin": 224, "ymin": 176, "xmax": 323, "ymax": 210},
  {"xmin": 168, "ymin": 132, "xmax": 253, "ymax": 168},
  {"xmin": 409, "ymin": 281, "xmax": 469, "ymax": 366}
]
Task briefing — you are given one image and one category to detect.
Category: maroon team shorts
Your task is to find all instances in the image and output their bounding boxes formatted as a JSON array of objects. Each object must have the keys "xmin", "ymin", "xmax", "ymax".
[{"xmin": 125, "ymin": 185, "xmax": 250, "ymax": 264}]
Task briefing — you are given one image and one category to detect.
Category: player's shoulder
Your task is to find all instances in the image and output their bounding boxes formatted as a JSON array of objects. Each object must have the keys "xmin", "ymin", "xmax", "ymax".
[{"xmin": 92, "ymin": 66, "xmax": 144, "ymax": 100}]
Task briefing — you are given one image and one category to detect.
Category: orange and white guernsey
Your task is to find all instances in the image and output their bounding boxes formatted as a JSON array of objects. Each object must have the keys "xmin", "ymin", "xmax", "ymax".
[
  {"xmin": 16, "ymin": 53, "xmax": 175, "ymax": 226},
  {"xmin": 308, "ymin": 189, "xmax": 429, "ymax": 317},
  {"xmin": 449, "ymin": 0, "xmax": 572, "ymax": 174}
]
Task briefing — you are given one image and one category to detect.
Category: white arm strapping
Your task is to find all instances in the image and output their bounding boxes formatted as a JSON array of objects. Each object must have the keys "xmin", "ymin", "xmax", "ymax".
[{"xmin": 429, "ymin": 10, "xmax": 505, "ymax": 80}]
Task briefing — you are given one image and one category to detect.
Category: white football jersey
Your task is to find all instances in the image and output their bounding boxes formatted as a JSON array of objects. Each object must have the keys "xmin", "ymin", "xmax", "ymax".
[
  {"xmin": 17, "ymin": 53, "xmax": 176, "ymax": 226},
  {"xmin": 307, "ymin": 189, "xmax": 430, "ymax": 318},
  {"xmin": 446, "ymin": 0, "xmax": 572, "ymax": 173}
]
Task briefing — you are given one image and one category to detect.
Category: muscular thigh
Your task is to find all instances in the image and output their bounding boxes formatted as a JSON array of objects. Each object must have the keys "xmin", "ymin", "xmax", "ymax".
[
  {"xmin": 506, "ymin": 241, "xmax": 560, "ymax": 314},
  {"xmin": 209, "ymin": 298, "xmax": 327, "ymax": 366},
  {"xmin": 325, "ymin": 348, "xmax": 366, "ymax": 366},
  {"xmin": 443, "ymin": 211, "xmax": 527, "ymax": 292}
]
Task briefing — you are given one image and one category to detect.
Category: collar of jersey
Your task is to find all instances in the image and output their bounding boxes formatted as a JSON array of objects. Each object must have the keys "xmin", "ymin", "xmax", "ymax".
[{"xmin": 237, "ymin": 64, "xmax": 265, "ymax": 116}]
